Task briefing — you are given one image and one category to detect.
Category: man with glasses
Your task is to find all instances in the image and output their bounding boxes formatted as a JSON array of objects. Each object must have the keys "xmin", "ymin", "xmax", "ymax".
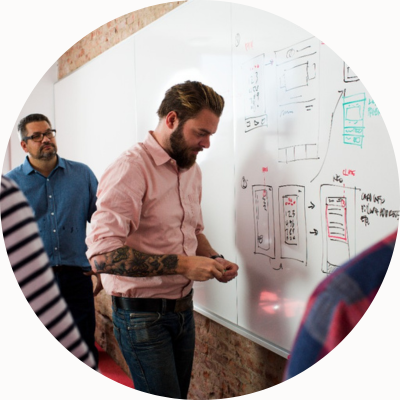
[{"xmin": 6, "ymin": 113, "xmax": 99, "ymax": 366}]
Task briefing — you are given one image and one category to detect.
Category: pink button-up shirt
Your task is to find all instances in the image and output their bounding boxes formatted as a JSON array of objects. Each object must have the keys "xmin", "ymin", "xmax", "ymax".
[{"xmin": 86, "ymin": 132, "xmax": 204, "ymax": 299}]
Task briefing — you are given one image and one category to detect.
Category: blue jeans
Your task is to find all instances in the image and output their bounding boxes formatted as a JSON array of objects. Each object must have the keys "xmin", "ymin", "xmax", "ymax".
[{"xmin": 112, "ymin": 300, "xmax": 195, "ymax": 398}]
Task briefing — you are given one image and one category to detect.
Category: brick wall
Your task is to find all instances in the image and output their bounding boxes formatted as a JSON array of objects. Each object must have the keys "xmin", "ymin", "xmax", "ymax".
[
  {"xmin": 191, "ymin": 313, "xmax": 286, "ymax": 398},
  {"xmin": 59, "ymin": 2, "xmax": 287, "ymax": 397},
  {"xmin": 58, "ymin": 2, "xmax": 186, "ymax": 79}
]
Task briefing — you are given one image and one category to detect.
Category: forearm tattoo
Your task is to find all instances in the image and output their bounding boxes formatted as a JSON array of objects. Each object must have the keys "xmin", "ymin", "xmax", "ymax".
[{"xmin": 93, "ymin": 245, "xmax": 179, "ymax": 277}]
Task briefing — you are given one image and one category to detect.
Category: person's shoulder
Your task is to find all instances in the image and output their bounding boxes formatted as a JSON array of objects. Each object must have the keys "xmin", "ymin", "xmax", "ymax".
[
  {"xmin": 126, "ymin": 142, "xmax": 147, "ymax": 159},
  {"xmin": 110, "ymin": 144, "xmax": 147, "ymax": 168},
  {"xmin": 62, "ymin": 157, "xmax": 89, "ymax": 169},
  {"xmin": 1, "ymin": 175, "xmax": 18, "ymax": 190},
  {"xmin": 4, "ymin": 163, "xmax": 24, "ymax": 180},
  {"xmin": 339, "ymin": 232, "xmax": 395, "ymax": 293},
  {"xmin": 0, "ymin": 175, "xmax": 26, "ymax": 208},
  {"xmin": 98, "ymin": 145, "xmax": 147, "ymax": 187},
  {"xmin": 310, "ymin": 233, "xmax": 395, "ymax": 307},
  {"xmin": 61, "ymin": 157, "xmax": 96, "ymax": 174}
]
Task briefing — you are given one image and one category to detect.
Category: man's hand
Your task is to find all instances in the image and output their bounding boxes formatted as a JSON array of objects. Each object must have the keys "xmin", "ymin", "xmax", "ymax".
[
  {"xmin": 84, "ymin": 271, "xmax": 103, "ymax": 296},
  {"xmin": 194, "ymin": 234, "xmax": 239, "ymax": 283},
  {"xmin": 92, "ymin": 273, "xmax": 103, "ymax": 296},
  {"xmin": 213, "ymin": 257, "xmax": 239, "ymax": 283},
  {"xmin": 177, "ymin": 255, "xmax": 226, "ymax": 281}
]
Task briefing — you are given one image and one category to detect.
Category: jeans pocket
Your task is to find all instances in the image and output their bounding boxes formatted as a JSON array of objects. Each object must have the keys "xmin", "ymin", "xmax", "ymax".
[{"xmin": 128, "ymin": 312, "xmax": 162, "ymax": 343}]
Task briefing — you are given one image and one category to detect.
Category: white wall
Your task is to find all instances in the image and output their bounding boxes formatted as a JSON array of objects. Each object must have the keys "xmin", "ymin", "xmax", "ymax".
[{"xmin": 2, "ymin": 62, "xmax": 58, "ymax": 174}]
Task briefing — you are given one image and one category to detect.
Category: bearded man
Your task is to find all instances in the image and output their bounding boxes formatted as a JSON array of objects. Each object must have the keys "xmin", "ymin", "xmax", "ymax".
[
  {"xmin": 6, "ymin": 113, "xmax": 99, "ymax": 366},
  {"xmin": 85, "ymin": 81, "xmax": 239, "ymax": 398}
]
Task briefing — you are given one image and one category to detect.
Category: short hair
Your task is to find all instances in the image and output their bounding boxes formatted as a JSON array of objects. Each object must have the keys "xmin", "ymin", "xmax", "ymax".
[
  {"xmin": 157, "ymin": 81, "xmax": 225, "ymax": 124},
  {"xmin": 18, "ymin": 114, "xmax": 52, "ymax": 141}
]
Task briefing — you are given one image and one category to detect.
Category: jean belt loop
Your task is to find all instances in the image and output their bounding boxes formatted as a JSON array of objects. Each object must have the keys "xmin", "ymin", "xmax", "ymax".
[{"xmin": 161, "ymin": 298, "xmax": 167, "ymax": 314}]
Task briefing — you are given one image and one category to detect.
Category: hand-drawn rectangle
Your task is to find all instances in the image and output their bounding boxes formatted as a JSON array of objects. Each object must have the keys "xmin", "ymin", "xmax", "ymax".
[{"xmin": 252, "ymin": 185, "xmax": 275, "ymax": 258}]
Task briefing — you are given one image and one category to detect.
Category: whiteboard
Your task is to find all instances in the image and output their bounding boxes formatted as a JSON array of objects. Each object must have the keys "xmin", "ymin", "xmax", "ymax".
[
  {"xmin": 55, "ymin": 36, "xmax": 138, "ymax": 180},
  {"xmin": 54, "ymin": 0, "xmax": 399, "ymax": 357},
  {"xmin": 231, "ymin": 2, "xmax": 399, "ymax": 354}
]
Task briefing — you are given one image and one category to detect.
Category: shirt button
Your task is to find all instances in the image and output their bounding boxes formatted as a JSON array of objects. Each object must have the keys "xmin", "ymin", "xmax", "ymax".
[
  {"xmin": 51, "ymin": 212, "xmax": 54, "ymax": 216},
  {"xmin": 53, "ymin": 229, "xmax": 56, "ymax": 233},
  {"xmin": 49, "ymin": 195, "xmax": 52, "ymax": 198},
  {"xmin": 55, "ymin": 247, "xmax": 58, "ymax": 251}
]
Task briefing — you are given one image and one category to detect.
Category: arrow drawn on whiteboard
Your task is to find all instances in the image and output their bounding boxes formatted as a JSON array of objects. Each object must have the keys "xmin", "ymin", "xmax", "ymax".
[
  {"xmin": 308, "ymin": 201, "xmax": 315, "ymax": 209},
  {"xmin": 310, "ymin": 89, "xmax": 346, "ymax": 183},
  {"xmin": 310, "ymin": 229, "xmax": 318, "ymax": 235}
]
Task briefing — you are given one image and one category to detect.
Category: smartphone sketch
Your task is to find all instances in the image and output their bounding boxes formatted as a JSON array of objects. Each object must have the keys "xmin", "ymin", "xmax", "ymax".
[{"xmin": 252, "ymin": 185, "xmax": 275, "ymax": 258}]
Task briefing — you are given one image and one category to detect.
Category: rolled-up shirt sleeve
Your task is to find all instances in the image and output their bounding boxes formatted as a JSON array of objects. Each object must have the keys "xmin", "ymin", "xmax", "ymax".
[{"xmin": 86, "ymin": 155, "xmax": 144, "ymax": 259}]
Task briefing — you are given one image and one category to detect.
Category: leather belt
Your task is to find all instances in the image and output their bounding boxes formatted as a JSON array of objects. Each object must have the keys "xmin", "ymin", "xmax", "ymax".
[{"xmin": 113, "ymin": 290, "xmax": 193, "ymax": 313}]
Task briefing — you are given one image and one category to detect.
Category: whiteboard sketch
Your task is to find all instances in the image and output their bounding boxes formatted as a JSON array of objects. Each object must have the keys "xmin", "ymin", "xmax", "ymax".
[
  {"xmin": 252, "ymin": 185, "xmax": 275, "ymax": 258},
  {"xmin": 343, "ymin": 92, "xmax": 366, "ymax": 148},
  {"xmin": 275, "ymin": 37, "xmax": 320, "ymax": 163},
  {"xmin": 279, "ymin": 185, "xmax": 307, "ymax": 265},
  {"xmin": 243, "ymin": 54, "xmax": 268, "ymax": 132},
  {"xmin": 311, "ymin": 89, "xmax": 345, "ymax": 183},
  {"xmin": 360, "ymin": 191, "xmax": 400, "ymax": 226},
  {"xmin": 343, "ymin": 62, "xmax": 359, "ymax": 83},
  {"xmin": 321, "ymin": 184, "xmax": 360, "ymax": 274}
]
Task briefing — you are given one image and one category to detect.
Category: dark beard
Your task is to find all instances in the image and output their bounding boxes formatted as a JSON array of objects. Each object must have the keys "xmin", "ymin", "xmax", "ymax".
[
  {"xmin": 38, "ymin": 143, "xmax": 57, "ymax": 160},
  {"xmin": 169, "ymin": 123, "xmax": 197, "ymax": 169}
]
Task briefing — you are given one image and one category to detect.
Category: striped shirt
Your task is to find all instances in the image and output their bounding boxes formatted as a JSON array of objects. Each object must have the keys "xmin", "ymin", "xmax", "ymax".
[{"xmin": 1, "ymin": 175, "xmax": 97, "ymax": 369}]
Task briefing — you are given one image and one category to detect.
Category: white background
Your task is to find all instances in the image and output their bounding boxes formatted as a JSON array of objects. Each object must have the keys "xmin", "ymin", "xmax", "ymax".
[{"xmin": 0, "ymin": 1, "xmax": 398, "ymax": 399}]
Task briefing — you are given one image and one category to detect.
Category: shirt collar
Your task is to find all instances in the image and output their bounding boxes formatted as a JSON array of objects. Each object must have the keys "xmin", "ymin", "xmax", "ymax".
[
  {"xmin": 143, "ymin": 132, "xmax": 172, "ymax": 166},
  {"xmin": 22, "ymin": 155, "xmax": 65, "ymax": 175}
]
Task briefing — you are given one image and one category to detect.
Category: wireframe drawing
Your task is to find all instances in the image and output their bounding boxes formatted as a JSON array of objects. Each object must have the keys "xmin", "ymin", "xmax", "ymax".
[
  {"xmin": 279, "ymin": 185, "xmax": 307, "ymax": 265},
  {"xmin": 321, "ymin": 184, "xmax": 359, "ymax": 274},
  {"xmin": 325, "ymin": 196, "xmax": 350, "ymax": 273},
  {"xmin": 275, "ymin": 37, "xmax": 320, "ymax": 163},
  {"xmin": 243, "ymin": 54, "xmax": 268, "ymax": 132},
  {"xmin": 343, "ymin": 92, "xmax": 366, "ymax": 148},
  {"xmin": 311, "ymin": 89, "xmax": 366, "ymax": 183},
  {"xmin": 252, "ymin": 185, "xmax": 275, "ymax": 258}
]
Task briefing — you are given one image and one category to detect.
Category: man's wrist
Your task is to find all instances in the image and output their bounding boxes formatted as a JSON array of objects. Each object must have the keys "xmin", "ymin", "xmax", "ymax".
[
  {"xmin": 176, "ymin": 254, "xmax": 188, "ymax": 275},
  {"xmin": 210, "ymin": 254, "xmax": 224, "ymax": 259}
]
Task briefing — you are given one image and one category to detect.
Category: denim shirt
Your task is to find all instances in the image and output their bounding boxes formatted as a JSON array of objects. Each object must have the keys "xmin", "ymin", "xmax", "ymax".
[{"xmin": 6, "ymin": 156, "xmax": 98, "ymax": 270}]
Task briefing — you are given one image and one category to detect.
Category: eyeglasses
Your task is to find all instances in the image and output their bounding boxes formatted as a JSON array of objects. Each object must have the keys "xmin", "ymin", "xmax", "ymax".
[{"xmin": 24, "ymin": 129, "xmax": 56, "ymax": 142}]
